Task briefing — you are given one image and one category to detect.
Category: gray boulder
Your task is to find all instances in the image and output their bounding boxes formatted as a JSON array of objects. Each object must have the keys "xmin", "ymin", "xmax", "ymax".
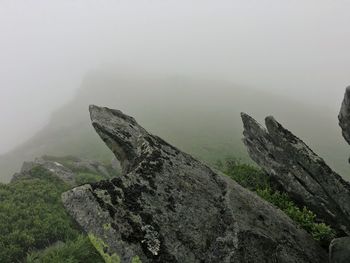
[
  {"xmin": 62, "ymin": 105, "xmax": 327, "ymax": 263},
  {"xmin": 339, "ymin": 86, "xmax": 350, "ymax": 146},
  {"xmin": 330, "ymin": 237, "xmax": 350, "ymax": 263},
  {"xmin": 241, "ymin": 113, "xmax": 350, "ymax": 236}
]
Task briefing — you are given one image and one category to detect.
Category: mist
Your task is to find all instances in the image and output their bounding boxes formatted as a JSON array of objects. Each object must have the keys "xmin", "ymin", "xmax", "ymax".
[
  {"xmin": 1, "ymin": 0, "xmax": 350, "ymax": 155},
  {"xmin": 3, "ymin": 2, "xmax": 350, "ymax": 259}
]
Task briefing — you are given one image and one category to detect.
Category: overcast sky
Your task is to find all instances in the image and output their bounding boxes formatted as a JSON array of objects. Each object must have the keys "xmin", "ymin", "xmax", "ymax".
[{"xmin": 1, "ymin": 0, "xmax": 350, "ymax": 154}]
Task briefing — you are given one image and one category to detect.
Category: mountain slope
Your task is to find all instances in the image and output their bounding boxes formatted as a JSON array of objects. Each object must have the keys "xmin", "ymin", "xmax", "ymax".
[{"xmin": 0, "ymin": 71, "xmax": 348, "ymax": 182}]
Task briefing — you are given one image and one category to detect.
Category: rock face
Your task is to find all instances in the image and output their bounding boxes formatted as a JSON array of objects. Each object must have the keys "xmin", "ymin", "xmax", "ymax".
[
  {"xmin": 241, "ymin": 113, "xmax": 350, "ymax": 236},
  {"xmin": 339, "ymin": 86, "xmax": 350, "ymax": 146},
  {"xmin": 329, "ymin": 237, "xmax": 350, "ymax": 263},
  {"xmin": 62, "ymin": 105, "xmax": 327, "ymax": 263}
]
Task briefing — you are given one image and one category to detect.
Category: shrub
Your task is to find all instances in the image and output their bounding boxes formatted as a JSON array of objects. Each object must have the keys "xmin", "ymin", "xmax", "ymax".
[
  {"xmin": 219, "ymin": 157, "xmax": 269, "ymax": 190},
  {"xmin": 75, "ymin": 172, "xmax": 105, "ymax": 185},
  {"xmin": 256, "ymin": 187, "xmax": 335, "ymax": 244},
  {"xmin": 26, "ymin": 235, "xmax": 104, "ymax": 263},
  {"xmin": 219, "ymin": 157, "xmax": 335, "ymax": 244},
  {"xmin": 0, "ymin": 167, "xmax": 79, "ymax": 262}
]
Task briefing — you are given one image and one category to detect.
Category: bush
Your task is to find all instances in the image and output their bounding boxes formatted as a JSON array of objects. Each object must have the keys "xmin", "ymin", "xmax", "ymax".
[
  {"xmin": 0, "ymin": 167, "xmax": 79, "ymax": 262},
  {"xmin": 257, "ymin": 187, "xmax": 335, "ymax": 244},
  {"xmin": 75, "ymin": 172, "xmax": 105, "ymax": 185},
  {"xmin": 26, "ymin": 235, "xmax": 104, "ymax": 263},
  {"xmin": 218, "ymin": 157, "xmax": 269, "ymax": 190},
  {"xmin": 219, "ymin": 157, "xmax": 335, "ymax": 244}
]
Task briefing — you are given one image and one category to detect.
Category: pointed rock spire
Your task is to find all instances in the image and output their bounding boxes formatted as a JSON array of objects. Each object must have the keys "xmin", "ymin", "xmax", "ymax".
[{"xmin": 241, "ymin": 112, "xmax": 350, "ymax": 236}]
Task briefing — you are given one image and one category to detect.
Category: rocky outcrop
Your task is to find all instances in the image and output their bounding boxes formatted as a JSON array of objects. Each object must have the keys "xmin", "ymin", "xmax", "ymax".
[
  {"xmin": 339, "ymin": 86, "xmax": 350, "ymax": 146},
  {"xmin": 11, "ymin": 157, "xmax": 76, "ymax": 184},
  {"xmin": 11, "ymin": 155, "xmax": 115, "ymax": 184},
  {"xmin": 329, "ymin": 237, "xmax": 350, "ymax": 263},
  {"xmin": 241, "ymin": 113, "xmax": 350, "ymax": 236},
  {"xmin": 62, "ymin": 105, "xmax": 327, "ymax": 263}
]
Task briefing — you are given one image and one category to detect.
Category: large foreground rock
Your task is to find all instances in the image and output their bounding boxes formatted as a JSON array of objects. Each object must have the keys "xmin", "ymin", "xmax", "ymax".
[
  {"xmin": 62, "ymin": 105, "xmax": 326, "ymax": 263},
  {"xmin": 241, "ymin": 113, "xmax": 350, "ymax": 236}
]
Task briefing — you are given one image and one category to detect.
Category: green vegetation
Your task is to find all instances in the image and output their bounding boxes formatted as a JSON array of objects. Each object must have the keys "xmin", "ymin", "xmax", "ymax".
[
  {"xmin": 132, "ymin": 256, "xmax": 142, "ymax": 263},
  {"xmin": 218, "ymin": 157, "xmax": 335, "ymax": 245},
  {"xmin": 26, "ymin": 235, "xmax": 103, "ymax": 263},
  {"xmin": 0, "ymin": 166, "xmax": 103, "ymax": 263},
  {"xmin": 75, "ymin": 172, "xmax": 105, "ymax": 185},
  {"xmin": 256, "ymin": 188, "xmax": 335, "ymax": 243},
  {"xmin": 0, "ymin": 154, "xmax": 336, "ymax": 261}
]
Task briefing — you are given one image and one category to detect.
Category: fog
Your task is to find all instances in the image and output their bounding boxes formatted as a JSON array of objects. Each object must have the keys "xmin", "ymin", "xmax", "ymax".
[{"xmin": 1, "ymin": 0, "xmax": 350, "ymax": 154}]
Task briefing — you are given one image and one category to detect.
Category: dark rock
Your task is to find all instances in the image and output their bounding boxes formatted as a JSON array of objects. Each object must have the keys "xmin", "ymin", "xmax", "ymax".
[
  {"xmin": 62, "ymin": 105, "xmax": 327, "ymax": 263},
  {"xmin": 339, "ymin": 86, "xmax": 350, "ymax": 146},
  {"xmin": 330, "ymin": 237, "xmax": 350, "ymax": 263},
  {"xmin": 241, "ymin": 112, "xmax": 350, "ymax": 236}
]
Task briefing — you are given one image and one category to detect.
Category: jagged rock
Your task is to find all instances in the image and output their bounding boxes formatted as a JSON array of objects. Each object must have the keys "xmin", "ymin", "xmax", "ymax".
[
  {"xmin": 339, "ymin": 86, "xmax": 350, "ymax": 146},
  {"xmin": 241, "ymin": 113, "xmax": 350, "ymax": 236},
  {"xmin": 62, "ymin": 105, "xmax": 327, "ymax": 263},
  {"xmin": 329, "ymin": 237, "xmax": 350, "ymax": 263}
]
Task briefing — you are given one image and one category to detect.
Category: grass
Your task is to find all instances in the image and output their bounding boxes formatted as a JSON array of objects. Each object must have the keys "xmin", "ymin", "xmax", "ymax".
[
  {"xmin": 26, "ymin": 235, "xmax": 104, "ymax": 263},
  {"xmin": 0, "ymin": 166, "xmax": 104, "ymax": 263}
]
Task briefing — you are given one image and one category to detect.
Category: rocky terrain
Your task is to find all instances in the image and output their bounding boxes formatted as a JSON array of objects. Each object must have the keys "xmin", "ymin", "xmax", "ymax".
[
  {"xmin": 241, "ymin": 113, "xmax": 350, "ymax": 237},
  {"xmin": 238, "ymin": 87, "xmax": 350, "ymax": 263},
  {"xmin": 3, "ymin": 87, "xmax": 350, "ymax": 262},
  {"xmin": 11, "ymin": 155, "xmax": 119, "ymax": 185},
  {"xmin": 62, "ymin": 105, "xmax": 328, "ymax": 263}
]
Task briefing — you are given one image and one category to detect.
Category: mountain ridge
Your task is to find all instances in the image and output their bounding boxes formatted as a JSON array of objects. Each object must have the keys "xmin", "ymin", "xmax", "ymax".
[{"xmin": 0, "ymin": 72, "xmax": 347, "ymax": 182}]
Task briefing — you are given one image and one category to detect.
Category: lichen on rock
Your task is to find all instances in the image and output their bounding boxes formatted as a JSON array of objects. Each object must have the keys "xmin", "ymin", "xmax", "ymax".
[{"xmin": 88, "ymin": 233, "xmax": 121, "ymax": 263}]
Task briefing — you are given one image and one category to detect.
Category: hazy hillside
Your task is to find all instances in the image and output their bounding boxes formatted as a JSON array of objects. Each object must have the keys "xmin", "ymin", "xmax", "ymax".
[{"xmin": 0, "ymin": 71, "xmax": 348, "ymax": 182}]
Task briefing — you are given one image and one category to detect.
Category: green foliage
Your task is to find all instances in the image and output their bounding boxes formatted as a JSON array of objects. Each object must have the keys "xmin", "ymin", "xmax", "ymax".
[
  {"xmin": 217, "ymin": 156, "xmax": 269, "ymax": 190},
  {"xmin": 256, "ymin": 188, "xmax": 335, "ymax": 244},
  {"xmin": 132, "ymin": 256, "xmax": 142, "ymax": 263},
  {"xmin": 75, "ymin": 172, "xmax": 105, "ymax": 185},
  {"xmin": 26, "ymin": 235, "xmax": 104, "ymax": 263},
  {"xmin": 220, "ymin": 157, "xmax": 335, "ymax": 244},
  {"xmin": 0, "ymin": 167, "xmax": 81, "ymax": 262},
  {"xmin": 0, "ymin": 166, "xmax": 105, "ymax": 263}
]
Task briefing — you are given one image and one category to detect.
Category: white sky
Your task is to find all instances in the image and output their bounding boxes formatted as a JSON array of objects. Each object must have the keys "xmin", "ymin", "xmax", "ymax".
[{"xmin": 1, "ymin": 0, "xmax": 350, "ymax": 153}]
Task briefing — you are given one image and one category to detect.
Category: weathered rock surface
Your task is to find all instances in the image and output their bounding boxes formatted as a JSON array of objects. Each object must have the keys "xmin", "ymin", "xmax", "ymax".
[
  {"xmin": 339, "ymin": 86, "xmax": 350, "ymax": 146},
  {"xmin": 241, "ymin": 113, "xmax": 350, "ymax": 236},
  {"xmin": 62, "ymin": 105, "xmax": 327, "ymax": 263},
  {"xmin": 329, "ymin": 237, "xmax": 350, "ymax": 263}
]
